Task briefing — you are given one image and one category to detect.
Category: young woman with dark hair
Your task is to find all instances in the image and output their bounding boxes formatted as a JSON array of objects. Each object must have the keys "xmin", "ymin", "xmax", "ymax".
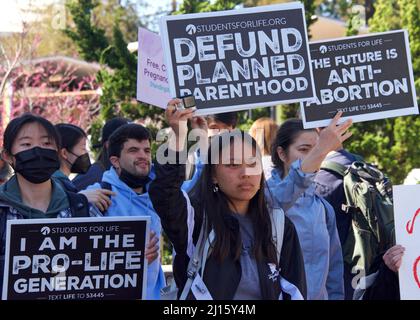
[
  {"xmin": 0, "ymin": 114, "xmax": 102, "ymax": 297},
  {"xmin": 54, "ymin": 123, "xmax": 114, "ymax": 212},
  {"xmin": 265, "ymin": 114, "xmax": 352, "ymax": 300},
  {"xmin": 149, "ymin": 99, "xmax": 306, "ymax": 300}
]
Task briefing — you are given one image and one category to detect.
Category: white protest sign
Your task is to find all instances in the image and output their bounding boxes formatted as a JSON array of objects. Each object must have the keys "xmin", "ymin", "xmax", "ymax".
[
  {"xmin": 301, "ymin": 30, "xmax": 418, "ymax": 128},
  {"xmin": 2, "ymin": 216, "xmax": 150, "ymax": 300},
  {"xmin": 160, "ymin": 2, "xmax": 315, "ymax": 115},
  {"xmin": 136, "ymin": 27, "xmax": 171, "ymax": 108},
  {"xmin": 393, "ymin": 184, "xmax": 420, "ymax": 300}
]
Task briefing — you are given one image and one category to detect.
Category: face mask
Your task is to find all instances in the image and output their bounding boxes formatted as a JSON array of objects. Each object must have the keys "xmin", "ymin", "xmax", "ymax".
[
  {"xmin": 119, "ymin": 168, "xmax": 150, "ymax": 190},
  {"xmin": 68, "ymin": 151, "xmax": 91, "ymax": 174},
  {"xmin": 13, "ymin": 147, "xmax": 60, "ymax": 184}
]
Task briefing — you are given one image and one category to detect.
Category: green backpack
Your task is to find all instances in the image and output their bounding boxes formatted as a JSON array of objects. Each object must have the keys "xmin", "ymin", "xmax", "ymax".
[{"xmin": 321, "ymin": 160, "xmax": 395, "ymax": 276}]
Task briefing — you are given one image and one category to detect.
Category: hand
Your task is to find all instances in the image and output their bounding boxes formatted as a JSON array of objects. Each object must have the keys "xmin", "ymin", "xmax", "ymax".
[
  {"xmin": 301, "ymin": 112, "xmax": 352, "ymax": 174},
  {"xmin": 316, "ymin": 111, "xmax": 353, "ymax": 156},
  {"xmin": 166, "ymin": 99, "xmax": 196, "ymax": 135},
  {"xmin": 383, "ymin": 245, "xmax": 405, "ymax": 273},
  {"xmin": 166, "ymin": 98, "xmax": 196, "ymax": 151},
  {"xmin": 190, "ymin": 116, "xmax": 208, "ymax": 131},
  {"xmin": 79, "ymin": 189, "xmax": 115, "ymax": 212},
  {"xmin": 145, "ymin": 231, "xmax": 159, "ymax": 264}
]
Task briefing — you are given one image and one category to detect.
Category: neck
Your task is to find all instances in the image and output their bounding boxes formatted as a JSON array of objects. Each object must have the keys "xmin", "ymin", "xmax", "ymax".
[
  {"xmin": 60, "ymin": 164, "xmax": 71, "ymax": 177},
  {"xmin": 228, "ymin": 200, "xmax": 249, "ymax": 215},
  {"xmin": 17, "ymin": 175, "xmax": 52, "ymax": 212},
  {"xmin": 133, "ymin": 186, "xmax": 143, "ymax": 194}
]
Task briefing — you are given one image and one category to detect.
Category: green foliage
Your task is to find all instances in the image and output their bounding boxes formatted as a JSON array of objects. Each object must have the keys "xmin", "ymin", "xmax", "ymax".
[
  {"xmin": 65, "ymin": 0, "xmax": 164, "ymax": 151},
  {"xmin": 344, "ymin": 0, "xmax": 420, "ymax": 184}
]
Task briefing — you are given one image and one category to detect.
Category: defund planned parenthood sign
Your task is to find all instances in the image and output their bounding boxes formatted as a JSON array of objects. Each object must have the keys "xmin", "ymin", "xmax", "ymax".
[{"xmin": 160, "ymin": 2, "xmax": 315, "ymax": 115}]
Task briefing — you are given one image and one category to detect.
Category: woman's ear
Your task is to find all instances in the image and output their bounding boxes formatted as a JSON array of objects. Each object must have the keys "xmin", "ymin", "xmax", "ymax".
[
  {"xmin": 59, "ymin": 148, "xmax": 69, "ymax": 161},
  {"xmin": 276, "ymin": 146, "xmax": 287, "ymax": 163},
  {"xmin": 1, "ymin": 149, "xmax": 13, "ymax": 166}
]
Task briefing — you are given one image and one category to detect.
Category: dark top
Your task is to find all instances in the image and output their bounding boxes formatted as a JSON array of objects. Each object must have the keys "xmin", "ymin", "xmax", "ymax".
[
  {"xmin": 72, "ymin": 162, "xmax": 105, "ymax": 191},
  {"xmin": 149, "ymin": 156, "xmax": 307, "ymax": 300}
]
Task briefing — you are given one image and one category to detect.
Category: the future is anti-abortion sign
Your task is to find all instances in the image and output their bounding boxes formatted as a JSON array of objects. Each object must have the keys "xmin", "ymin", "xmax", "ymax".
[
  {"xmin": 160, "ymin": 2, "xmax": 315, "ymax": 115},
  {"xmin": 2, "ymin": 217, "xmax": 149, "ymax": 300},
  {"xmin": 301, "ymin": 30, "xmax": 418, "ymax": 128}
]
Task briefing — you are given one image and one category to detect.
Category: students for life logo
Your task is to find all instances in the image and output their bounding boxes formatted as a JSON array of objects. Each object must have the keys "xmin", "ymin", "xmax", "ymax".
[
  {"xmin": 319, "ymin": 45, "xmax": 328, "ymax": 54},
  {"xmin": 40, "ymin": 226, "xmax": 51, "ymax": 235},
  {"xmin": 186, "ymin": 24, "xmax": 197, "ymax": 35}
]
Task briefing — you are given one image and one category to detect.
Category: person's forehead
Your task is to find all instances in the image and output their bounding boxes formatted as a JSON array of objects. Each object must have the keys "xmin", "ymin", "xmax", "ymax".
[
  {"xmin": 16, "ymin": 122, "xmax": 49, "ymax": 138},
  {"xmin": 293, "ymin": 131, "xmax": 318, "ymax": 145},
  {"xmin": 123, "ymin": 138, "xmax": 150, "ymax": 148},
  {"xmin": 208, "ymin": 119, "xmax": 231, "ymax": 128}
]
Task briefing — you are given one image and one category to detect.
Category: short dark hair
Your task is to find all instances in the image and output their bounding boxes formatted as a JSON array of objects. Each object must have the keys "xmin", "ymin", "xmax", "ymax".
[
  {"xmin": 55, "ymin": 123, "xmax": 87, "ymax": 152},
  {"xmin": 206, "ymin": 112, "xmax": 238, "ymax": 128},
  {"xmin": 3, "ymin": 113, "xmax": 60, "ymax": 154},
  {"xmin": 108, "ymin": 123, "xmax": 151, "ymax": 158},
  {"xmin": 271, "ymin": 118, "xmax": 316, "ymax": 171}
]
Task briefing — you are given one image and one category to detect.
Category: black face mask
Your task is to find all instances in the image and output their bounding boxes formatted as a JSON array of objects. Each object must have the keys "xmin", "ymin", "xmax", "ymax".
[
  {"xmin": 13, "ymin": 147, "xmax": 60, "ymax": 184},
  {"xmin": 119, "ymin": 168, "xmax": 150, "ymax": 190},
  {"xmin": 67, "ymin": 151, "xmax": 91, "ymax": 174}
]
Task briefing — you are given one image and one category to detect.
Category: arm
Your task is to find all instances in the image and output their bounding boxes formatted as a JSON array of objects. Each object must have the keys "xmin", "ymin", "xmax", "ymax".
[
  {"xmin": 300, "ymin": 111, "xmax": 352, "ymax": 174},
  {"xmin": 321, "ymin": 198, "xmax": 345, "ymax": 300}
]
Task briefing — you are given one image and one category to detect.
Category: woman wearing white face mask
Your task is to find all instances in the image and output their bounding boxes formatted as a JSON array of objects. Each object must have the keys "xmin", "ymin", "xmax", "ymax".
[{"xmin": 0, "ymin": 113, "xmax": 102, "ymax": 298}]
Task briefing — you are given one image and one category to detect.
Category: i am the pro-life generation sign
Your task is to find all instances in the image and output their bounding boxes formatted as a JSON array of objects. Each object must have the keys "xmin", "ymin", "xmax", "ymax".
[
  {"xmin": 300, "ymin": 30, "xmax": 418, "ymax": 128},
  {"xmin": 2, "ymin": 217, "xmax": 149, "ymax": 300},
  {"xmin": 160, "ymin": 2, "xmax": 315, "ymax": 115}
]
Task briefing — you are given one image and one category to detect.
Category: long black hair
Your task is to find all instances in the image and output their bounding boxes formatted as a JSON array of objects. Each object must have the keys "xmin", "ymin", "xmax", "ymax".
[{"xmin": 190, "ymin": 130, "xmax": 277, "ymax": 265}]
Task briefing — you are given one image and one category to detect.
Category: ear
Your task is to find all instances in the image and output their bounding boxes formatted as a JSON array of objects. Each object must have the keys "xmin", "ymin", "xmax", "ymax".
[
  {"xmin": 109, "ymin": 156, "xmax": 120, "ymax": 170},
  {"xmin": 1, "ymin": 149, "xmax": 13, "ymax": 166},
  {"xmin": 59, "ymin": 148, "xmax": 69, "ymax": 161},
  {"xmin": 276, "ymin": 146, "xmax": 288, "ymax": 163}
]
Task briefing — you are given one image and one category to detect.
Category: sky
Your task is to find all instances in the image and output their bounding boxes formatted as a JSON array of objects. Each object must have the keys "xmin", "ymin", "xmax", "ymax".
[{"xmin": 0, "ymin": 0, "xmax": 173, "ymax": 33}]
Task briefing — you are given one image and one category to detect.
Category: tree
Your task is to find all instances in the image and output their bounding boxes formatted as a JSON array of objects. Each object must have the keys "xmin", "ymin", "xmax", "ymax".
[
  {"xmin": 65, "ymin": 0, "xmax": 164, "ymax": 147},
  {"xmin": 344, "ymin": 0, "xmax": 420, "ymax": 183}
]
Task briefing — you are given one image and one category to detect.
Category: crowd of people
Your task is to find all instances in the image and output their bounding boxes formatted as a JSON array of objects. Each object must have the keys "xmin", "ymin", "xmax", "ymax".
[{"xmin": 0, "ymin": 100, "xmax": 406, "ymax": 300}]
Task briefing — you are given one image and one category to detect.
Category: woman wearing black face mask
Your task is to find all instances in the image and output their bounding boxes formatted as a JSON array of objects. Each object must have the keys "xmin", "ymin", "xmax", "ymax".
[
  {"xmin": 0, "ymin": 114, "xmax": 102, "ymax": 296},
  {"xmin": 54, "ymin": 124, "xmax": 115, "ymax": 212},
  {"xmin": 54, "ymin": 124, "xmax": 92, "ymax": 192}
]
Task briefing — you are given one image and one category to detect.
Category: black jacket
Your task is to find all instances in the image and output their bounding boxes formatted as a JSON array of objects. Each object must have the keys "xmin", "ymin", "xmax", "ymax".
[
  {"xmin": 149, "ymin": 160, "xmax": 307, "ymax": 300},
  {"xmin": 363, "ymin": 253, "xmax": 400, "ymax": 300}
]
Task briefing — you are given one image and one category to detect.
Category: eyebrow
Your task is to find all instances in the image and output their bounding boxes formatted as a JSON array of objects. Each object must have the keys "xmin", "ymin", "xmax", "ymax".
[
  {"xmin": 18, "ymin": 135, "xmax": 50, "ymax": 141},
  {"xmin": 296, "ymin": 144, "xmax": 313, "ymax": 148}
]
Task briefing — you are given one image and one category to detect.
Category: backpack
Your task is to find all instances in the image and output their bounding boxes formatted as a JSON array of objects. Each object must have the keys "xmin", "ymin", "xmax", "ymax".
[{"xmin": 320, "ymin": 160, "xmax": 395, "ymax": 278}]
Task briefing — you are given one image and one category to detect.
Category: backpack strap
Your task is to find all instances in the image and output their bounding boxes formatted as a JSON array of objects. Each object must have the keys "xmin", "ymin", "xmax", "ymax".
[
  {"xmin": 179, "ymin": 216, "xmax": 209, "ymax": 300},
  {"xmin": 320, "ymin": 161, "xmax": 348, "ymax": 177},
  {"xmin": 271, "ymin": 208, "xmax": 285, "ymax": 265},
  {"xmin": 66, "ymin": 191, "xmax": 90, "ymax": 217}
]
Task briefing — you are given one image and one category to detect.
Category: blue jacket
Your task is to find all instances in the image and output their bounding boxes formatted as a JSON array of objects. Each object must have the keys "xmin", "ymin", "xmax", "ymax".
[
  {"xmin": 87, "ymin": 167, "xmax": 165, "ymax": 300},
  {"xmin": 266, "ymin": 160, "xmax": 344, "ymax": 300}
]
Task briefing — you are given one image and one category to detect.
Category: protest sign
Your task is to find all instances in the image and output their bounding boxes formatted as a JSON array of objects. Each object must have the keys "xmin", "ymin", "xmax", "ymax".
[
  {"xmin": 136, "ymin": 27, "xmax": 171, "ymax": 108},
  {"xmin": 2, "ymin": 216, "xmax": 149, "ymax": 300},
  {"xmin": 301, "ymin": 30, "xmax": 418, "ymax": 128},
  {"xmin": 393, "ymin": 184, "xmax": 420, "ymax": 300},
  {"xmin": 160, "ymin": 2, "xmax": 315, "ymax": 115}
]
